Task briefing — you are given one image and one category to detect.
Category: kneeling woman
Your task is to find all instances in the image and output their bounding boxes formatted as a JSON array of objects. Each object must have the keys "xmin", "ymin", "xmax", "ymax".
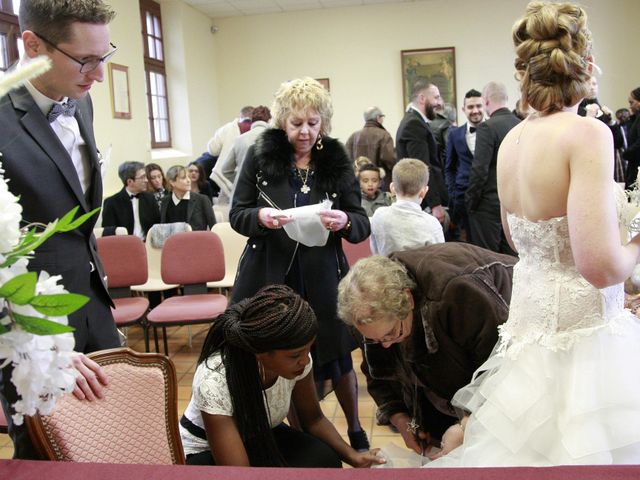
[{"xmin": 180, "ymin": 285, "xmax": 383, "ymax": 468}]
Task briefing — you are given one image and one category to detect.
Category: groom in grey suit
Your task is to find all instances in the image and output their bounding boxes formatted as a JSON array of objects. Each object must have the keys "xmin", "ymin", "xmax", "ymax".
[{"xmin": 0, "ymin": 0, "xmax": 120, "ymax": 458}]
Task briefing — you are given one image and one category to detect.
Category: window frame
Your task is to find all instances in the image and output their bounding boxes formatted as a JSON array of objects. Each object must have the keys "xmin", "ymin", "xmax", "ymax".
[
  {"xmin": 140, "ymin": 0, "xmax": 172, "ymax": 149},
  {"xmin": 0, "ymin": 1, "xmax": 20, "ymax": 73}
]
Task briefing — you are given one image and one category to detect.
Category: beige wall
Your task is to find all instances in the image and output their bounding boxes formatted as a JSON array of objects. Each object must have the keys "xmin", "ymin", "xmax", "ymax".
[
  {"xmin": 93, "ymin": 0, "xmax": 219, "ymax": 196},
  {"xmin": 96, "ymin": 0, "xmax": 640, "ymax": 195},
  {"xmin": 209, "ymin": 0, "xmax": 640, "ymax": 142}
]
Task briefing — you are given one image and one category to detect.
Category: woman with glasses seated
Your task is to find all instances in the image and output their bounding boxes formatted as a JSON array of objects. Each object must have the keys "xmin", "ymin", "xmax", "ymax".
[
  {"xmin": 160, "ymin": 165, "xmax": 215, "ymax": 231},
  {"xmin": 337, "ymin": 243, "xmax": 516, "ymax": 456}
]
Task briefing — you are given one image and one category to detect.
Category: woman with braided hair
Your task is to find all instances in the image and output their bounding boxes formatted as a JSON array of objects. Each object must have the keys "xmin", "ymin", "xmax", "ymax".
[
  {"xmin": 429, "ymin": 1, "xmax": 640, "ymax": 466},
  {"xmin": 179, "ymin": 284, "xmax": 383, "ymax": 468}
]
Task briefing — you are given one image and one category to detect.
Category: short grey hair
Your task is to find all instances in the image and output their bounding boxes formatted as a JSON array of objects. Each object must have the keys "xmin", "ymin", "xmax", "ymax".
[
  {"xmin": 165, "ymin": 165, "xmax": 187, "ymax": 190},
  {"xmin": 118, "ymin": 161, "xmax": 145, "ymax": 185},
  {"xmin": 337, "ymin": 256, "xmax": 416, "ymax": 327},
  {"xmin": 363, "ymin": 106, "xmax": 383, "ymax": 122},
  {"xmin": 482, "ymin": 81, "xmax": 508, "ymax": 104}
]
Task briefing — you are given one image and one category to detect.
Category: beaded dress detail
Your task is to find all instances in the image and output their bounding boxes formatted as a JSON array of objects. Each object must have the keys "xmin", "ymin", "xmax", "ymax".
[{"xmin": 429, "ymin": 184, "xmax": 640, "ymax": 466}]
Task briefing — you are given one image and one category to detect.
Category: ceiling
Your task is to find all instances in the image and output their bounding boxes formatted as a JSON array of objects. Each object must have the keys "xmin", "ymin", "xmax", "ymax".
[{"xmin": 181, "ymin": 0, "xmax": 419, "ymax": 18}]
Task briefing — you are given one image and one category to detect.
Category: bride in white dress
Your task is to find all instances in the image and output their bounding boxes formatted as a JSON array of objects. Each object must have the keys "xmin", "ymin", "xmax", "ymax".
[{"xmin": 430, "ymin": 1, "xmax": 640, "ymax": 466}]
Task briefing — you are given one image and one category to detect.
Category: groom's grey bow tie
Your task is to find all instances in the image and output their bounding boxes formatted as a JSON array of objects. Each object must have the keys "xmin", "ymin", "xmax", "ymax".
[{"xmin": 47, "ymin": 100, "xmax": 77, "ymax": 123}]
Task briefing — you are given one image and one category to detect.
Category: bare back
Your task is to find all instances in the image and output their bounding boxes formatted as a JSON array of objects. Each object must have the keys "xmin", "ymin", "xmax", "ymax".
[{"xmin": 498, "ymin": 111, "xmax": 588, "ymax": 221}]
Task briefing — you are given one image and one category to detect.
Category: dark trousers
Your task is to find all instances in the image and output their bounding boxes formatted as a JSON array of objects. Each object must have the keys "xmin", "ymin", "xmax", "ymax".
[
  {"xmin": 468, "ymin": 210, "xmax": 517, "ymax": 257},
  {"xmin": 186, "ymin": 423, "xmax": 343, "ymax": 468},
  {"xmin": 0, "ymin": 272, "xmax": 120, "ymax": 459}
]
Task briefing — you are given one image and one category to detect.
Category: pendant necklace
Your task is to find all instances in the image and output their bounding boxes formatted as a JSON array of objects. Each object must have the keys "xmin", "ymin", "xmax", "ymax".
[
  {"xmin": 297, "ymin": 167, "xmax": 311, "ymax": 194},
  {"xmin": 406, "ymin": 375, "xmax": 420, "ymax": 435}
]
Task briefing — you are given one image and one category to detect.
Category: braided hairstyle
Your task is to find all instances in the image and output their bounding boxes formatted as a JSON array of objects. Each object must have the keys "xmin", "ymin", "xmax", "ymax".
[
  {"xmin": 198, "ymin": 284, "xmax": 318, "ymax": 466},
  {"xmin": 512, "ymin": 1, "xmax": 592, "ymax": 115}
]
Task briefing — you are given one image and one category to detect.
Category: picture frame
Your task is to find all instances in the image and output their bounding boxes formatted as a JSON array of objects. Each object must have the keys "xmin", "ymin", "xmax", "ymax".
[
  {"xmin": 108, "ymin": 63, "xmax": 132, "ymax": 119},
  {"xmin": 315, "ymin": 78, "xmax": 330, "ymax": 92},
  {"xmin": 401, "ymin": 47, "xmax": 456, "ymax": 117}
]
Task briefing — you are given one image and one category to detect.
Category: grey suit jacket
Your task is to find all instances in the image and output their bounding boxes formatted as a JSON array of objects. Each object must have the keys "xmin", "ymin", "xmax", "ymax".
[{"xmin": 0, "ymin": 86, "xmax": 113, "ymax": 340}]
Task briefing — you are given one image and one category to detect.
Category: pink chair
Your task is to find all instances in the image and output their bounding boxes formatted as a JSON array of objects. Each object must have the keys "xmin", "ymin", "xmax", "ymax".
[
  {"xmin": 97, "ymin": 235, "xmax": 151, "ymax": 349},
  {"xmin": 146, "ymin": 231, "xmax": 228, "ymax": 355},
  {"xmin": 25, "ymin": 348, "xmax": 185, "ymax": 464},
  {"xmin": 343, "ymin": 237, "xmax": 372, "ymax": 266}
]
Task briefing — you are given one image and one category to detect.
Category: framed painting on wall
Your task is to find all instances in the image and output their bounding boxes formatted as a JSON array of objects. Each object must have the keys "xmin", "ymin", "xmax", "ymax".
[
  {"xmin": 315, "ymin": 78, "xmax": 330, "ymax": 92},
  {"xmin": 108, "ymin": 63, "xmax": 132, "ymax": 119},
  {"xmin": 400, "ymin": 47, "xmax": 456, "ymax": 116}
]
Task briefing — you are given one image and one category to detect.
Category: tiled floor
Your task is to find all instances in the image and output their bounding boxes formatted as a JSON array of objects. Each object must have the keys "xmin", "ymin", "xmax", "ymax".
[{"xmin": 0, "ymin": 322, "xmax": 402, "ymax": 460}]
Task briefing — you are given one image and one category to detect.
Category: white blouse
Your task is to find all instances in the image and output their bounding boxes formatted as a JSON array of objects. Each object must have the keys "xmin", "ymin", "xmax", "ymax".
[{"xmin": 180, "ymin": 353, "xmax": 312, "ymax": 456}]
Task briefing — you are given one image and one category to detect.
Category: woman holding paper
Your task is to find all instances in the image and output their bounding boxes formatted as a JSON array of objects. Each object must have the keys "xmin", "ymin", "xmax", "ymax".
[{"xmin": 230, "ymin": 77, "xmax": 371, "ymax": 451}]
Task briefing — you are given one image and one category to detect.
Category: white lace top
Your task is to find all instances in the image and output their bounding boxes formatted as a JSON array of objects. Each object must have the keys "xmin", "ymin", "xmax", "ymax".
[
  {"xmin": 180, "ymin": 353, "xmax": 312, "ymax": 456},
  {"xmin": 498, "ymin": 184, "xmax": 628, "ymax": 356}
]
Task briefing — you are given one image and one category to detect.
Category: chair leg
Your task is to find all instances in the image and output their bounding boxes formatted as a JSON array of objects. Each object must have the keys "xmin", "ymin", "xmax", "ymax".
[
  {"xmin": 188, "ymin": 325, "xmax": 192, "ymax": 348},
  {"xmin": 162, "ymin": 326, "xmax": 169, "ymax": 356},
  {"xmin": 143, "ymin": 323, "xmax": 150, "ymax": 352},
  {"xmin": 153, "ymin": 326, "xmax": 160, "ymax": 353}
]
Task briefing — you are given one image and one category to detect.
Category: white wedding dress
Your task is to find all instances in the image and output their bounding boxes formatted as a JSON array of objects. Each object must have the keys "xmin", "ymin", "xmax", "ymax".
[{"xmin": 430, "ymin": 188, "xmax": 640, "ymax": 466}]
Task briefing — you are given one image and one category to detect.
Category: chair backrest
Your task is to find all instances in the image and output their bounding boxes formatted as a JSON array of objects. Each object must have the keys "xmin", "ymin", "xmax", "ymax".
[
  {"xmin": 97, "ymin": 235, "xmax": 148, "ymax": 290},
  {"xmin": 26, "ymin": 348, "xmax": 185, "ymax": 464},
  {"xmin": 343, "ymin": 237, "xmax": 372, "ymax": 266},
  {"xmin": 161, "ymin": 231, "xmax": 225, "ymax": 285},
  {"xmin": 211, "ymin": 222, "xmax": 247, "ymax": 281}
]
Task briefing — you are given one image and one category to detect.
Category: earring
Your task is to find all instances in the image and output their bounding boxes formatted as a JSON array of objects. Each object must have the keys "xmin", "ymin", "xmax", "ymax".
[{"xmin": 315, "ymin": 133, "xmax": 324, "ymax": 151}]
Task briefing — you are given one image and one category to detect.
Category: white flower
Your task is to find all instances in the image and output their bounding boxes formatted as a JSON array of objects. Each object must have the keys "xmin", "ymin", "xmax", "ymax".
[
  {"xmin": 0, "ymin": 167, "xmax": 22, "ymax": 255},
  {"xmin": 0, "ymin": 163, "xmax": 78, "ymax": 425},
  {"xmin": 0, "ymin": 56, "xmax": 51, "ymax": 98}
]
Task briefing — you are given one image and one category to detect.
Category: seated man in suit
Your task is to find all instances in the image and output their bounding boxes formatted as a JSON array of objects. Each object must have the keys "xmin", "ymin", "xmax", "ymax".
[{"xmin": 102, "ymin": 161, "xmax": 160, "ymax": 239}]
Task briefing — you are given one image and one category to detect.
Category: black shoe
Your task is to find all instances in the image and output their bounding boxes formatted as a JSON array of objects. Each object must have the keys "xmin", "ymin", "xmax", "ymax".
[{"xmin": 348, "ymin": 429, "xmax": 370, "ymax": 452}]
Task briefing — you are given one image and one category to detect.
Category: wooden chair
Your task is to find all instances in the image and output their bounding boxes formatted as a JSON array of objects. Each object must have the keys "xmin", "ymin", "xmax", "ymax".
[
  {"xmin": 207, "ymin": 222, "xmax": 248, "ymax": 293},
  {"xmin": 26, "ymin": 348, "xmax": 185, "ymax": 464},
  {"xmin": 146, "ymin": 231, "xmax": 228, "ymax": 355}
]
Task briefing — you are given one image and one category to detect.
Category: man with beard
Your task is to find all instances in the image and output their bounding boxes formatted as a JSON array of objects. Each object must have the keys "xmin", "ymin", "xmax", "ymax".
[
  {"xmin": 465, "ymin": 81, "xmax": 519, "ymax": 255},
  {"xmin": 396, "ymin": 80, "xmax": 448, "ymax": 223},
  {"xmin": 445, "ymin": 89, "xmax": 484, "ymax": 241}
]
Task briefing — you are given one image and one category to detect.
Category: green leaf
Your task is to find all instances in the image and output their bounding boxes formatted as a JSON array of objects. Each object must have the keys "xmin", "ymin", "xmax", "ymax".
[
  {"xmin": 13, "ymin": 313, "xmax": 75, "ymax": 335},
  {"xmin": 61, "ymin": 207, "xmax": 100, "ymax": 231},
  {"xmin": 0, "ymin": 272, "xmax": 37, "ymax": 305},
  {"xmin": 30, "ymin": 293, "xmax": 89, "ymax": 316},
  {"xmin": 0, "ymin": 323, "xmax": 7, "ymax": 335}
]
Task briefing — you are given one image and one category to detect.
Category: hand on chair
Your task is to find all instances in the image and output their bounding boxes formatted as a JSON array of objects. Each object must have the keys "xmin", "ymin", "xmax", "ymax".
[{"xmin": 71, "ymin": 353, "xmax": 109, "ymax": 401}]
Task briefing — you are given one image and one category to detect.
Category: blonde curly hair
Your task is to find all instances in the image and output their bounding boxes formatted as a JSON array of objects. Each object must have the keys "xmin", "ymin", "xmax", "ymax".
[
  {"xmin": 271, "ymin": 77, "xmax": 333, "ymax": 135},
  {"xmin": 337, "ymin": 256, "xmax": 416, "ymax": 327},
  {"xmin": 512, "ymin": 1, "xmax": 592, "ymax": 114}
]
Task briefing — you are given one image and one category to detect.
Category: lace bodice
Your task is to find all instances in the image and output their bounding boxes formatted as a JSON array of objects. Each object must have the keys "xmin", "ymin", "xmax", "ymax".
[{"xmin": 498, "ymin": 186, "xmax": 627, "ymax": 355}]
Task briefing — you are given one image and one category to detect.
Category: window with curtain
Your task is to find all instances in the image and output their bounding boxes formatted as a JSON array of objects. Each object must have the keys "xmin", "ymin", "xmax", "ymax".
[{"xmin": 140, "ymin": 0, "xmax": 171, "ymax": 148}]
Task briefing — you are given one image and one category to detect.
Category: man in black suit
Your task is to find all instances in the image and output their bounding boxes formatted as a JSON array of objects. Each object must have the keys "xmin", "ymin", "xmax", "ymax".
[
  {"xmin": 0, "ymin": 0, "xmax": 120, "ymax": 458},
  {"xmin": 396, "ymin": 80, "xmax": 448, "ymax": 223},
  {"xmin": 102, "ymin": 161, "xmax": 160, "ymax": 239},
  {"xmin": 466, "ymin": 81, "xmax": 520, "ymax": 255},
  {"xmin": 624, "ymin": 88, "xmax": 640, "ymax": 189}
]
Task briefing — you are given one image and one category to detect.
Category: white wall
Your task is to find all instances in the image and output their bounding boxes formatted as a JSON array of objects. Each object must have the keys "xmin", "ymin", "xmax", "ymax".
[{"xmin": 208, "ymin": 0, "xmax": 640, "ymax": 142}]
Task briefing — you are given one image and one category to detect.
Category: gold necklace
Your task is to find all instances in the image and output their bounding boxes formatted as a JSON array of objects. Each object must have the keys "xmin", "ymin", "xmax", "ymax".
[{"xmin": 297, "ymin": 167, "xmax": 311, "ymax": 194}]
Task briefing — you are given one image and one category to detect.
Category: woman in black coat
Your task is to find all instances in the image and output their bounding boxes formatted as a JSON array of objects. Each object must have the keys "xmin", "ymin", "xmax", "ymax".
[
  {"xmin": 230, "ymin": 77, "xmax": 371, "ymax": 451},
  {"xmin": 160, "ymin": 165, "xmax": 215, "ymax": 231}
]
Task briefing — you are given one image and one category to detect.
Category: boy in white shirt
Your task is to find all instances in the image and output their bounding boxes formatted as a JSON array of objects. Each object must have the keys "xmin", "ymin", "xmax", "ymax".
[{"xmin": 370, "ymin": 158, "xmax": 445, "ymax": 256}]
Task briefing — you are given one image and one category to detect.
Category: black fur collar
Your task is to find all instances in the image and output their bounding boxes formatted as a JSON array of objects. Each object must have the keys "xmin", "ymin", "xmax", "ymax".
[{"xmin": 253, "ymin": 128, "xmax": 354, "ymax": 192}]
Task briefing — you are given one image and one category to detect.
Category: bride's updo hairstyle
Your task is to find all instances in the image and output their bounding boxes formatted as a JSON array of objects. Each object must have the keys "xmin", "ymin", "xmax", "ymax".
[{"xmin": 513, "ymin": 1, "xmax": 592, "ymax": 114}]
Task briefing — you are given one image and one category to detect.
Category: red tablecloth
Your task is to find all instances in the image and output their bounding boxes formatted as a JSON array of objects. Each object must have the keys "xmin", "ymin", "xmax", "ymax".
[{"xmin": 2, "ymin": 459, "xmax": 640, "ymax": 480}]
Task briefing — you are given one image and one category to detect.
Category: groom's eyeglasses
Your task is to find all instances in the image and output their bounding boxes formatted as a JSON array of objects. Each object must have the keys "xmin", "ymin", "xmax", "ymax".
[{"xmin": 34, "ymin": 32, "xmax": 117, "ymax": 74}]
